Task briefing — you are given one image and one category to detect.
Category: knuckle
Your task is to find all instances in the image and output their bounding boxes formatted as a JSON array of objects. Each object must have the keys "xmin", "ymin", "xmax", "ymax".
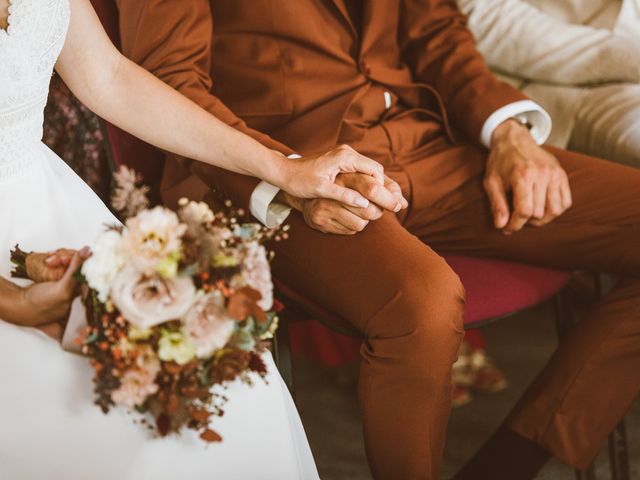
[
  {"xmin": 516, "ymin": 207, "xmax": 533, "ymax": 218},
  {"xmin": 538, "ymin": 165, "xmax": 551, "ymax": 178},
  {"xmin": 515, "ymin": 165, "xmax": 535, "ymax": 180},
  {"xmin": 337, "ymin": 144, "xmax": 354, "ymax": 157},
  {"xmin": 549, "ymin": 204, "xmax": 563, "ymax": 216},
  {"xmin": 483, "ymin": 176, "xmax": 494, "ymax": 189},
  {"xmin": 309, "ymin": 210, "xmax": 323, "ymax": 225},
  {"xmin": 340, "ymin": 190, "xmax": 354, "ymax": 204},
  {"xmin": 366, "ymin": 183, "xmax": 379, "ymax": 198},
  {"xmin": 368, "ymin": 207, "xmax": 383, "ymax": 220}
]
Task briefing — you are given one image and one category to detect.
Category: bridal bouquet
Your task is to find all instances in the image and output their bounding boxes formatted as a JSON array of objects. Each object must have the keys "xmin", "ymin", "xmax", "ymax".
[{"xmin": 77, "ymin": 167, "xmax": 282, "ymax": 442}]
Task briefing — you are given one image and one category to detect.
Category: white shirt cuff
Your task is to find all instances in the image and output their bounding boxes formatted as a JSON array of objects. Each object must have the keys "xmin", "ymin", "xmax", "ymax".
[
  {"xmin": 249, "ymin": 154, "xmax": 298, "ymax": 228},
  {"xmin": 480, "ymin": 100, "xmax": 552, "ymax": 148}
]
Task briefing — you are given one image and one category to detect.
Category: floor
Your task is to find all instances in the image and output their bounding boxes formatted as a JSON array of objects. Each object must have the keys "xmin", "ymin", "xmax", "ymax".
[{"xmin": 294, "ymin": 301, "xmax": 640, "ymax": 479}]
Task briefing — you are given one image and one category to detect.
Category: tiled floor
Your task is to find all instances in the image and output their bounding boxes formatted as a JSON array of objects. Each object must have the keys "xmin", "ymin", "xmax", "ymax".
[{"xmin": 294, "ymin": 301, "xmax": 640, "ymax": 479}]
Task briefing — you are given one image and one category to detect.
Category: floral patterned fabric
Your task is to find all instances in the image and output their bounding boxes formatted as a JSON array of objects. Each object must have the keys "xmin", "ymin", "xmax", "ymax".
[{"xmin": 43, "ymin": 75, "xmax": 111, "ymax": 201}]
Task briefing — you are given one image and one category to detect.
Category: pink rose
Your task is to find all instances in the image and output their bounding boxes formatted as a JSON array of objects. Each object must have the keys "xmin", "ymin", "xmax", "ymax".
[
  {"xmin": 111, "ymin": 368, "xmax": 159, "ymax": 408},
  {"xmin": 234, "ymin": 242, "xmax": 273, "ymax": 311},
  {"xmin": 184, "ymin": 292, "xmax": 236, "ymax": 358},
  {"xmin": 111, "ymin": 266, "xmax": 196, "ymax": 329}
]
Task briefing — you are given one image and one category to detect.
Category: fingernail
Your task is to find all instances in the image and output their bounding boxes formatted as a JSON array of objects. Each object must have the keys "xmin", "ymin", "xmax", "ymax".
[
  {"xmin": 45, "ymin": 256, "xmax": 55, "ymax": 264},
  {"xmin": 356, "ymin": 197, "xmax": 369, "ymax": 208},
  {"xmin": 394, "ymin": 202, "xmax": 402, "ymax": 213},
  {"xmin": 79, "ymin": 246, "xmax": 91, "ymax": 258}
]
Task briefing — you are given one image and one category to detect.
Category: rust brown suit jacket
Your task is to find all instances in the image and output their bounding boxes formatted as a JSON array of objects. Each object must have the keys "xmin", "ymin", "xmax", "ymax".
[{"xmin": 116, "ymin": 0, "xmax": 528, "ymax": 211}]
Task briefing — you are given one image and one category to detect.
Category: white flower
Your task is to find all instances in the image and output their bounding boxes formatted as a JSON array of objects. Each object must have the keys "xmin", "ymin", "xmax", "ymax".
[
  {"xmin": 178, "ymin": 199, "xmax": 215, "ymax": 233},
  {"xmin": 184, "ymin": 291, "xmax": 236, "ymax": 358},
  {"xmin": 234, "ymin": 241, "xmax": 273, "ymax": 311},
  {"xmin": 122, "ymin": 207, "xmax": 186, "ymax": 275},
  {"xmin": 111, "ymin": 266, "xmax": 196, "ymax": 329},
  {"xmin": 81, "ymin": 230, "xmax": 125, "ymax": 302}
]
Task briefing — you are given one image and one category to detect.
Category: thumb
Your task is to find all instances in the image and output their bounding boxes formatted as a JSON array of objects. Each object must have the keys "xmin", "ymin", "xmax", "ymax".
[{"xmin": 60, "ymin": 247, "xmax": 90, "ymax": 292}]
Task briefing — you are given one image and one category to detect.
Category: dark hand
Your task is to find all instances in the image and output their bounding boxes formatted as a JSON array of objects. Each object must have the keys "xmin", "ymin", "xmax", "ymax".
[
  {"xmin": 484, "ymin": 120, "xmax": 572, "ymax": 235},
  {"xmin": 23, "ymin": 248, "xmax": 90, "ymax": 324},
  {"xmin": 26, "ymin": 248, "xmax": 76, "ymax": 283},
  {"xmin": 282, "ymin": 173, "xmax": 407, "ymax": 235}
]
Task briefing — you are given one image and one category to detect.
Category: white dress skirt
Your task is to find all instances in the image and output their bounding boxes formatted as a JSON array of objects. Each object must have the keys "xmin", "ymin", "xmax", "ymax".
[
  {"xmin": 0, "ymin": 144, "xmax": 319, "ymax": 480},
  {"xmin": 0, "ymin": 0, "xmax": 318, "ymax": 477}
]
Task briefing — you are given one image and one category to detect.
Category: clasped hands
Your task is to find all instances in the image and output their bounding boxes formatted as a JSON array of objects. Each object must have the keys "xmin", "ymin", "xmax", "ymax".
[
  {"xmin": 283, "ymin": 121, "xmax": 573, "ymax": 236},
  {"xmin": 18, "ymin": 247, "xmax": 90, "ymax": 340}
]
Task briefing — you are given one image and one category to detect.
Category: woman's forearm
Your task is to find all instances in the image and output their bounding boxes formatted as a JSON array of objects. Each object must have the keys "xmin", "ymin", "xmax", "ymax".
[
  {"xmin": 0, "ymin": 278, "xmax": 33, "ymax": 326},
  {"xmin": 55, "ymin": 0, "xmax": 384, "ymax": 208},
  {"xmin": 82, "ymin": 57, "xmax": 287, "ymax": 185},
  {"xmin": 55, "ymin": 0, "xmax": 290, "ymax": 188}
]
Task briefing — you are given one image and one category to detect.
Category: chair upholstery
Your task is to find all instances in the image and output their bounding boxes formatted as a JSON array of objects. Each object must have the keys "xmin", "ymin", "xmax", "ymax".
[
  {"xmin": 280, "ymin": 256, "xmax": 571, "ymax": 334},
  {"xmin": 445, "ymin": 255, "xmax": 570, "ymax": 326}
]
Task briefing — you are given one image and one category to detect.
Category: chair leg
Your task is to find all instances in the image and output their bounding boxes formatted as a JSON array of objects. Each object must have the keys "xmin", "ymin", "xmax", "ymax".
[
  {"xmin": 553, "ymin": 291, "xmax": 575, "ymax": 340},
  {"xmin": 273, "ymin": 314, "xmax": 295, "ymax": 397},
  {"xmin": 608, "ymin": 419, "xmax": 630, "ymax": 480}
]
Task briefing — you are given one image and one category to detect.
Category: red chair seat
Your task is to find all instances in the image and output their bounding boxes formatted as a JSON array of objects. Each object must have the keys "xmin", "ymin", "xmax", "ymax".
[
  {"xmin": 445, "ymin": 255, "xmax": 571, "ymax": 327},
  {"xmin": 285, "ymin": 256, "xmax": 571, "ymax": 366},
  {"xmin": 280, "ymin": 255, "xmax": 570, "ymax": 331}
]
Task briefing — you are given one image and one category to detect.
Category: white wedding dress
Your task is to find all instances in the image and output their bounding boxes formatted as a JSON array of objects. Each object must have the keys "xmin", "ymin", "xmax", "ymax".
[{"xmin": 0, "ymin": 1, "xmax": 319, "ymax": 479}]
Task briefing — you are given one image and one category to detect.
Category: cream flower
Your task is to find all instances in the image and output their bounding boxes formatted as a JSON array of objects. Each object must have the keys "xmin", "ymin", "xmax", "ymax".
[
  {"xmin": 178, "ymin": 199, "xmax": 215, "ymax": 233},
  {"xmin": 111, "ymin": 368, "xmax": 158, "ymax": 408},
  {"xmin": 235, "ymin": 241, "xmax": 273, "ymax": 311},
  {"xmin": 81, "ymin": 230, "xmax": 125, "ymax": 302},
  {"xmin": 158, "ymin": 330, "xmax": 196, "ymax": 365},
  {"xmin": 111, "ymin": 166, "xmax": 150, "ymax": 219},
  {"xmin": 134, "ymin": 344, "xmax": 161, "ymax": 377},
  {"xmin": 122, "ymin": 207, "xmax": 186, "ymax": 275},
  {"xmin": 184, "ymin": 291, "xmax": 236, "ymax": 359},
  {"xmin": 111, "ymin": 266, "xmax": 196, "ymax": 329}
]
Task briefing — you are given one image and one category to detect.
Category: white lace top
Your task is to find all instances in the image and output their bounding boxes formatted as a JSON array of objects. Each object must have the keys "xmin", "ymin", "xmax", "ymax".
[{"xmin": 0, "ymin": 0, "xmax": 70, "ymax": 182}]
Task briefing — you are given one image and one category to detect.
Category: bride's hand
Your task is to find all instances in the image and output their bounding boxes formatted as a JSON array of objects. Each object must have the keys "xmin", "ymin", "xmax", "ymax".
[
  {"xmin": 276, "ymin": 145, "xmax": 386, "ymax": 208},
  {"xmin": 26, "ymin": 248, "xmax": 76, "ymax": 283},
  {"xmin": 23, "ymin": 248, "xmax": 90, "ymax": 324}
]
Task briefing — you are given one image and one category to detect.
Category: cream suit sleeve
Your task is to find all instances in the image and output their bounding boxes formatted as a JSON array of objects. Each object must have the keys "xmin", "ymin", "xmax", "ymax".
[{"xmin": 458, "ymin": 0, "xmax": 640, "ymax": 85}]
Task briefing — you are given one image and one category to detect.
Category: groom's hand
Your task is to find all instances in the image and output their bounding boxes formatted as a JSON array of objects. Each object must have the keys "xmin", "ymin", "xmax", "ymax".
[
  {"xmin": 281, "ymin": 173, "xmax": 407, "ymax": 235},
  {"xmin": 484, "ymin": 120, "xmax": 572, "ymax": 235}
]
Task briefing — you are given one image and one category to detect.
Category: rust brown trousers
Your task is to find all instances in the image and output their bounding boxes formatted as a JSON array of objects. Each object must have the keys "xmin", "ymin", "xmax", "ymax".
[{"xmin": 116, "ymin": 0, "xmax": 640, "ymax": 478}]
